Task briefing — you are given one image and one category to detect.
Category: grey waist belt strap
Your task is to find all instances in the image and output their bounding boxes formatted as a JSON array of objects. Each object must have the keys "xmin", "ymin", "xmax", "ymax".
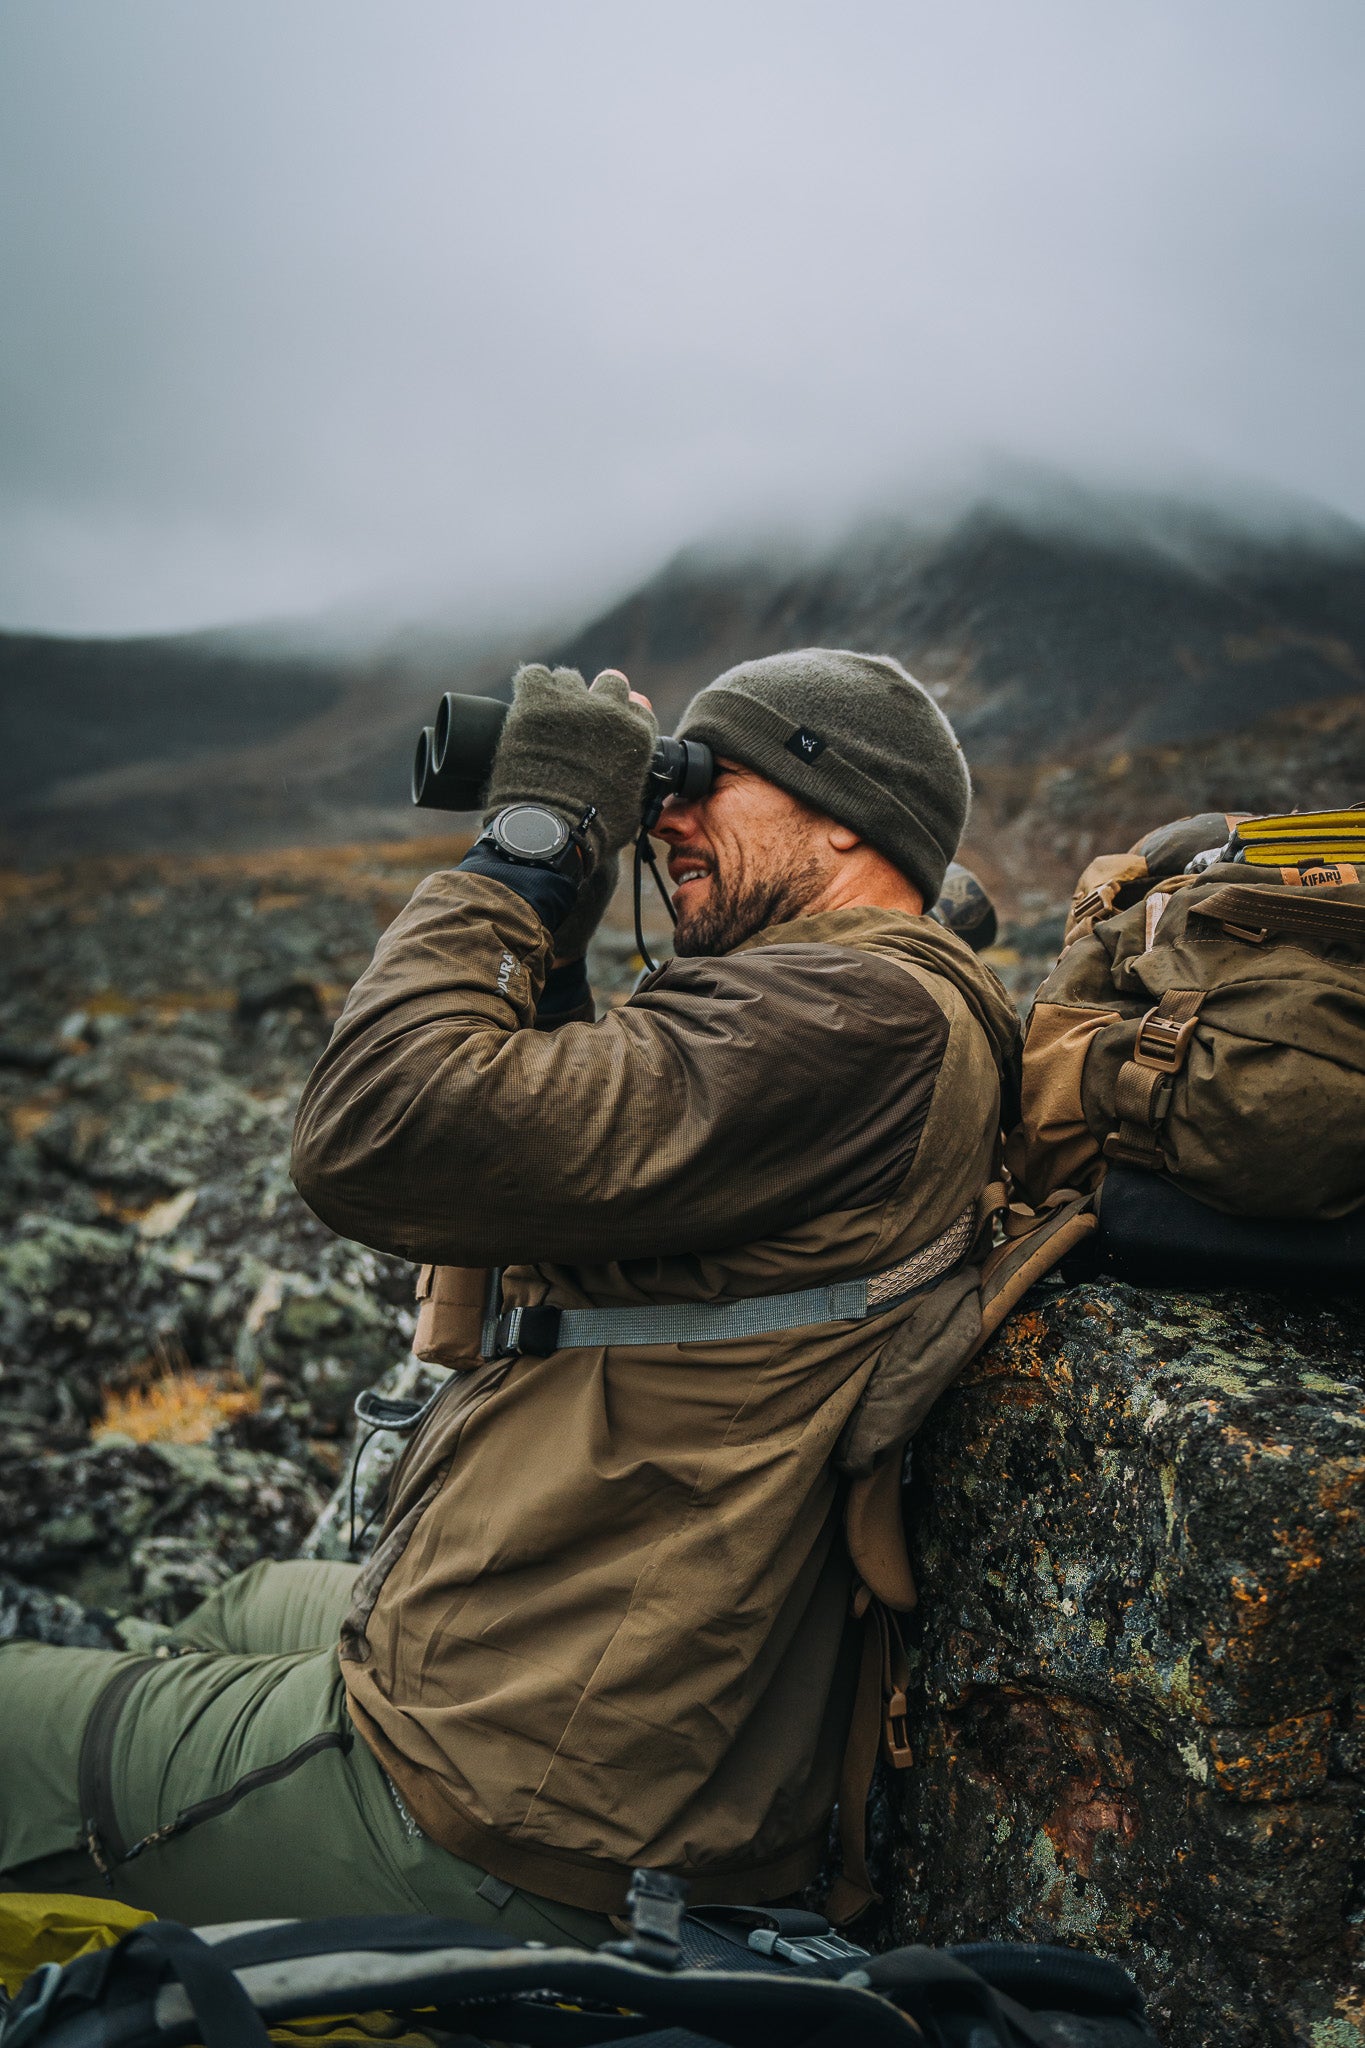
[{"xmin": 483, "ymin": 1205, "xmax": 977, "ymax": 1360}]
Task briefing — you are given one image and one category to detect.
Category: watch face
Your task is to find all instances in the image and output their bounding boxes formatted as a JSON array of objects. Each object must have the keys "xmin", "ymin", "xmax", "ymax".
[{"xmin": 496, "ymin": 805, "xmax": 569, "ymax": 861}]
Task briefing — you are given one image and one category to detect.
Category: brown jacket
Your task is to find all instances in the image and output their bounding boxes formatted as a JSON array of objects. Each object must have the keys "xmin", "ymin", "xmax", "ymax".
[{"xmin": 292, "ymin": 872, "xmax": 1018, "ymax": 1913}]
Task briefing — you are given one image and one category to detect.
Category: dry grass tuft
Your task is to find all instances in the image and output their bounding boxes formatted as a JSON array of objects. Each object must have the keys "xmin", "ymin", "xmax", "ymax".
[{"xmin": 96, "ymin": 1371, "xmax": 258, "ymax": 1446}]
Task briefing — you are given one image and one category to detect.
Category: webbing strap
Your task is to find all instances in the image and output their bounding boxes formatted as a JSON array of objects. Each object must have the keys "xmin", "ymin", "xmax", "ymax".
[
  {"xmin": 484, "ymin": 1207, "xmax": 976, "ymax": 1359},
  {"xmin": 128, "ymin": 1924, "xmax": 273, "ymax": 2048},
  {"xmin": 825, "ymin": 1599, "xmax": 914, "ymax": 1925},
  {"xmin": 558, "ymin": 1279, "xmax": 868, "ymax": 1348},
  {"xmin": 1103, "ymin": 988, "xmax": 1204, "ymax": 1170}
]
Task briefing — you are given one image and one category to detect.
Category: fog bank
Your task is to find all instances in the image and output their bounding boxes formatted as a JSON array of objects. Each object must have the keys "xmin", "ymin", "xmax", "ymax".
[{"xmin": 2, "ymin": 1, "xmax": 1363, "ymax": 634}]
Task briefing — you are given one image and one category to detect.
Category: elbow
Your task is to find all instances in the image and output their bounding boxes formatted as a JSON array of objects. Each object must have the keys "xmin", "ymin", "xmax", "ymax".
[
  {"xmin": 291, "ymin": 1096, "xmax": 475, "ymax": 1266},
  {"xmin": 290, "ymin": 1139, "xmax": 412, "ymax": 1262},
  {"xmin": 290, "ymin": 1120, "xmax": 357, "ymax": 1243},
  {"xmin": 289, "ymin": 1100, "xmax": 399, "ymax": 1258}
]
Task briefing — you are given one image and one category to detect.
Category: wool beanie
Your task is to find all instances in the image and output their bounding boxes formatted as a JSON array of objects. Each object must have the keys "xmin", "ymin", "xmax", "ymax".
[{"xmin": 675, "ymin": 648, "xmax": 970, "ymax": 904}]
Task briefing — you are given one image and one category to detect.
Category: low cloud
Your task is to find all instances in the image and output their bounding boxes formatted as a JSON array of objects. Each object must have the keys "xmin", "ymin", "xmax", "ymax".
[{"xmin": 2, "ymin": 0, "xmax": 1363, "ymax": 634}]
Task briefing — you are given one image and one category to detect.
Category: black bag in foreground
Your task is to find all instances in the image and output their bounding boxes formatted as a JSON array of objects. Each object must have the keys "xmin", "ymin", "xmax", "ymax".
[
  {"xmin": 0, "ymin": 1903, "xmax": 1160, "ymax": 2048},
  {"xmin": 1066, "ymin": 1163, "xmax": 1365, "ymax": 1296}
]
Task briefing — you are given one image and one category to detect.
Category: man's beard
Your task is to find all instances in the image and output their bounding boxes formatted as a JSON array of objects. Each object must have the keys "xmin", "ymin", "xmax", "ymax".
[{"xmin": 672, "ymin": 847, "xmax": 829, "ymax": 957}]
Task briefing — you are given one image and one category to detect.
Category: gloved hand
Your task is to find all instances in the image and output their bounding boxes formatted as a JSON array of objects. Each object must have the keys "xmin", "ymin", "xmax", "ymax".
[{"xmin": 483, "ymin": 664, "xmax": 657, "ymax": 958}]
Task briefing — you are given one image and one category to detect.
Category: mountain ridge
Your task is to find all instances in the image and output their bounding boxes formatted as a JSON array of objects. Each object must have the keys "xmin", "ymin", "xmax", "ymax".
[{"xmin": 4, "ymin": 494, "xmax": 1364, "ymax": 892}]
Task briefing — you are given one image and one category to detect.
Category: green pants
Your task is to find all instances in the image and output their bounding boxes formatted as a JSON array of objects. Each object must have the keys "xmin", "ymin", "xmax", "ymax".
[{"xmin": 0, "ymin": 1561, "xmax": 608, "ymax": 1945}]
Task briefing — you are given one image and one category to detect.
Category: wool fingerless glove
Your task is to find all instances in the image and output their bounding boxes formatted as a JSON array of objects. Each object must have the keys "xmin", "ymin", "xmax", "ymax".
[{"xmin": 481, "ymin": 664, "xmax": 657, "ymax": 958}]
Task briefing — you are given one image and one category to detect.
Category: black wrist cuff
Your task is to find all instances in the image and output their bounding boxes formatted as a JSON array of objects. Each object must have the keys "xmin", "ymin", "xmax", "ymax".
[
  {"xmin": 537, "ymin": 954, "xmax": 592, "ymax": 1023},
  {"xmin": 457, "ymin": 847, "xmax": 579, "ymax": 932}
]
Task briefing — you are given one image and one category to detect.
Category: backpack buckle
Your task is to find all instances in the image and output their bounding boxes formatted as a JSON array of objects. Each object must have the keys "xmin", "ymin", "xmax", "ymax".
[
  {"xmin": 482, "ymin": 1304, "xmax": 563, "ymax": 1359},
  {"xmin": 603, "ymin": 1869, "xmax": 689, "ymax": 1971},
  {"xmin": 1132, "ymin": 1006, "xmax": 1200, "ymax": 1073},
  {"xmin": 1070, "ymin": 886, "xmax": 1108, "ymax": 924},
  {"xmin": 884, "ymin": 1686, "xmax": 914, "ymax": 1769},
  {"xmin": 749, "ymin": 1928, "xmax": 873, "ymax": 1967}
]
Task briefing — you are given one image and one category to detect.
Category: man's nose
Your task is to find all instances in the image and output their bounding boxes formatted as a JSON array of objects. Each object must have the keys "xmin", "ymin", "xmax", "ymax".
[{"xmin": 654, "ymin": 795, "xmax": 699, "ymax": 842}]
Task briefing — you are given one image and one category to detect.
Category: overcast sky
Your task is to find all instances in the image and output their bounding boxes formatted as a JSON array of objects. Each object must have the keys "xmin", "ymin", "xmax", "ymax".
[{"xmin": 2, "ymin": 1, "xmax": 1363, "ymax": 637}]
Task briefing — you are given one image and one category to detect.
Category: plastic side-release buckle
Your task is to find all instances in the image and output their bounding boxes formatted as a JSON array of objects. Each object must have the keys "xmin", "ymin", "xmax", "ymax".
[
  {"xmin": 748, "ymin": 1928, "xmax": 873, "ymax": 1968},
  {"xmin": 1131, "ymin": 1004, "xmax": 1200, "ymax": 1073},
  {"xmin": 485, "ymin": 1304, "xmax": 563, "ymax": 1359},
  {"xmin": 885, "ymin": 1686, "xmax": 914, "ymax": 1769},
  {"xmin": 1069, "ymin": 885, "xmax": 1111, "ymax": 926},
  {"xmin": 602, "ymin": 1868, "xmax": 689, "ymax": 1971}
]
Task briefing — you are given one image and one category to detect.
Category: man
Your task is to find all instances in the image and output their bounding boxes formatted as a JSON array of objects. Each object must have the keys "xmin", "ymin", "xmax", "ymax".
[{"xmin": 0, "ymin": 649, "xmax": 1018, "ymax": 1936}]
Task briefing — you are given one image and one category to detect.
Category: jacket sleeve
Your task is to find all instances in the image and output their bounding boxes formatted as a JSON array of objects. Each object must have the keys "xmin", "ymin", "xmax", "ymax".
[{"xmin": 291, "ymin": 871, "xmax": 951, "ymax": 1267}]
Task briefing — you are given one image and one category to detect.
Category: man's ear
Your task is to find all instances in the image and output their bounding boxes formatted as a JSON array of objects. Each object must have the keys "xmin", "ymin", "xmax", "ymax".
[{"xmin": 828, "ymin": 823, "xmax": 861, "ymax": 852}]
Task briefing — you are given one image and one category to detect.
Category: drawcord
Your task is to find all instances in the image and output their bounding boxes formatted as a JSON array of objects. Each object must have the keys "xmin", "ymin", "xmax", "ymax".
[
  {"xmin": 633, "ymin": 826, "xmax": 677, "ymax": 975},
  {"xmin": 347, "ymin": 1425, "xmax": 381, "ymax": 1557}
]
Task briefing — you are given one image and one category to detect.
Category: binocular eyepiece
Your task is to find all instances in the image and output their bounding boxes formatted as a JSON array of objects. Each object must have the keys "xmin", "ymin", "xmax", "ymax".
[{"xmin": 412, "ymin": 692, "xmax": 714, "ymax": 826}]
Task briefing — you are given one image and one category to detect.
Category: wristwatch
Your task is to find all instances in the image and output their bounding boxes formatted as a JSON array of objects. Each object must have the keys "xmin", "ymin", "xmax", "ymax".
[{"xmin": 476, "ymin": 803, "xmax": 590, "ymax": 875}]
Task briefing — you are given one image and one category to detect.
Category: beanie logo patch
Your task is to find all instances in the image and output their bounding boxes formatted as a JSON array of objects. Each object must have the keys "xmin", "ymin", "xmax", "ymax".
[{"xmin": 785, "ymin": 726, "xmax": 826, "ymax": 764}]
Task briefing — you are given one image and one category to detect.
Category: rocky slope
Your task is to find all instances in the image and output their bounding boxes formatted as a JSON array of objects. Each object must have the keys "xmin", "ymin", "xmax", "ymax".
[
  {"xmin": 6, "ymin": 494, "xmax": 1365, "ymax": 915},
  {"xmin": 0, "ymin": 842, "xmax": 453, "ymax": 1635}
]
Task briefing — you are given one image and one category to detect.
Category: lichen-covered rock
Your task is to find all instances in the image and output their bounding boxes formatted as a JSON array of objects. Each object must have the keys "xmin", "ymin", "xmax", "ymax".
[
  {"xmin": 0, "ymin": 1216, "xmax": 201, "ymax": 1420},
  {"xmin": 0, "ymin": 1436, "xmax": 324, "ymax": 1620},
  {"xmin": 0, "ymin": 849, "xmax": 432, "ymax": 1642},
  {"xmin": 233, "ymin": 1264, "xmax": 408, "ymax": 1429},
  {"xmin": 0, "ymin": 1570, "xmax": 118, "ymax": 1648},
  {"xmin": 896, "ymin": 1278, "xmax": 1365, "ymax": 2048}
]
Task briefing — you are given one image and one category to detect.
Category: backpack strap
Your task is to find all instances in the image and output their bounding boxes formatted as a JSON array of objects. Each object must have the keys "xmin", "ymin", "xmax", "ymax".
[
  {"xmin": 975, "ymin": 1188, "xmax": 1097, "ymax": 1344},
  {"xmin": 1101, "ymin": 987, "xmax": 1204, "ymax": 1171},
  {"xmin": 830, "ymin": 1192, "xmax": 1098, "ymax": 1926},
  {"xmin": 825, "ymin": 1595, "xmax": 913, "ymax": 1925},
  {"xmin": 1189, "ymin": 884, "xmax": 1365, "ymax": 946}
]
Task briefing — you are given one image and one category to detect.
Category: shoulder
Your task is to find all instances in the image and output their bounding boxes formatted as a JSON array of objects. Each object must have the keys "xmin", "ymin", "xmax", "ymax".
[{"xmin": 630, "ymin": 941, "xmax": 951, "ymax": 1056}]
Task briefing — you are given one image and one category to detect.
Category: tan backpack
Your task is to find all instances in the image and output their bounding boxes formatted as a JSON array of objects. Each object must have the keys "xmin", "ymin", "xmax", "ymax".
[{"xmin": 1009, "ymin": 811, "xmax": 1365, "ymax": 1219}]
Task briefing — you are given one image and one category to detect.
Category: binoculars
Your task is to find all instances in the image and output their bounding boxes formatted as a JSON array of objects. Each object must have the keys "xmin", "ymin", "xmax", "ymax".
[{"xmin": 412, "ymin": 692, "xmax": 714, "ymax": 829}]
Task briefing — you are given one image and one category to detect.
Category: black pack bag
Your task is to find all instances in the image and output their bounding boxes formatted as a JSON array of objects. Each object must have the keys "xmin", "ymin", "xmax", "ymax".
[{"xmin": 0, "ymin": 1894, "xmax": 1160, "ymax": 2048}]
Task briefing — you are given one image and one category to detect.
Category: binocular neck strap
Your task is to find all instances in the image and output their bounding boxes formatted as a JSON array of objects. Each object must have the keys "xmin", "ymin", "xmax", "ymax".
[{"xmin": 633, "ymin": 827, "xmax": 677, "ymax": 974}]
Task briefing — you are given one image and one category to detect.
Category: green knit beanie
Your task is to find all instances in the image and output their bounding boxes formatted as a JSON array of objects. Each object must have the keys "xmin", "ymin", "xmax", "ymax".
[{"xmin": 675, "ymin": 648, "xmax": 970, "ymax": 904}]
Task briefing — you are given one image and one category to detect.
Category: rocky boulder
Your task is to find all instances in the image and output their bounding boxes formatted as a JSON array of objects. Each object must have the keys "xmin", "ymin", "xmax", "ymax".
[
  {"xmin": 0, "ymin": 1434, "xmax": 324, "ymax": 1623},
  {"xmin": 895, "ymin": 1277, "xmax": 1365, "ymax": 2048}
]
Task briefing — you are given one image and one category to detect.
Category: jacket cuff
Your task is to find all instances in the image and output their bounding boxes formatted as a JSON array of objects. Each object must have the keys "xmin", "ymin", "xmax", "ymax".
[{"xmin": 456, "ymin": 847, "xmax": 579, "ymax": 932}]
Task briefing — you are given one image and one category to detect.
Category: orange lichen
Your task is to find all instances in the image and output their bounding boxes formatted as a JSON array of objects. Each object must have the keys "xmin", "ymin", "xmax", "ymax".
[
  {"xmin": 1044, "ymin": 1783, "xmax": 1140, "ymax": 1877},
  {"xmin": 1205, "ymin": 1712, "xmax": 1331, "ymax": 1802},
  {"xmin": 9, "ymin": 1100, "xmax": 57, "ymax": 1143},
  {"xmin": 128, "ymin": 1075, "xmax": 180, "ymax": 1103},
  {"xmin": 95, "ymin": 1372, "xmax": 258, "ymax": 1446}
]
